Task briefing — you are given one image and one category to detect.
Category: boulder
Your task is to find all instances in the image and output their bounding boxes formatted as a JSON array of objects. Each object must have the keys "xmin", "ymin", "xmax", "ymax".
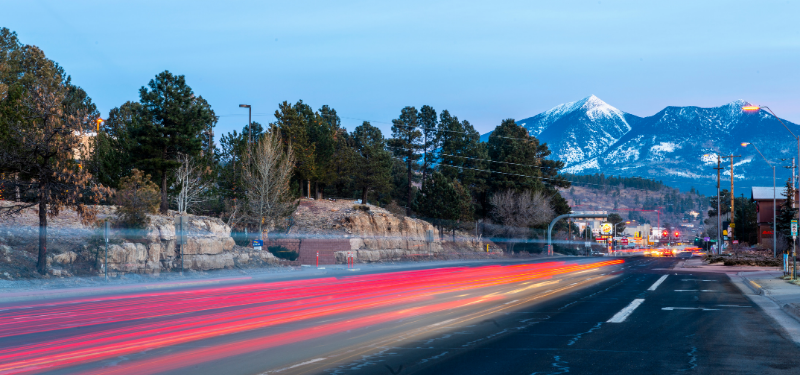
[{"xmin": 187, "ymin": 253, "xmax": 234, "ymax": 270}]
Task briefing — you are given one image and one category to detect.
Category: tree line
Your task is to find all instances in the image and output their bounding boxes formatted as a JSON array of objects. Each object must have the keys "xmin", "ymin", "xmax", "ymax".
[{"xmin": 0, "ymin": 28, "xmax": 573, "ymax": 273}]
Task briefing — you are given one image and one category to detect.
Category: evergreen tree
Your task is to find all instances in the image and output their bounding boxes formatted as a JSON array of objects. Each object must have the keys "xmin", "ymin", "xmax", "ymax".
[
  {"xmin": 133, "ymin": 71, "xmax": 215, "ymax": 213},
  {"xmin": 0, "ymin": 30, "xmax": 108, "ymax": 273},
  {"xmin": 776, "ymin": 178, "xmax": 797, "ymax": 246},
  {"xmin": 418, "ymin": 105, "xmax": 439, "ymax": 183},
  {"xmin": 351, "ymin": 122, "xmax": 392, "ymax": 204},
  {"xmin": 733, "ymin": 194, "xmax": 758, "ymax": 245},
  {"xmin": 89, "ymin": 101, "xmax": 141, "ymax": 189},
  {"xmin": 273, "ymin": 101, "xmax": 315, "ymax": 197},
  {"xmin": 418, "ymin": 172, "xmax": 472, "ymax": 237},
  {"xmin": 388, "ymin": 106, "xmax": 422, "ymax": 215},
  {"xmin": 438, "ymin": 110, "xmax": 489, "ymax": 205},
  {"xmin": 486, "ymin": 119, "xmax": 568, "ymax": 195}
]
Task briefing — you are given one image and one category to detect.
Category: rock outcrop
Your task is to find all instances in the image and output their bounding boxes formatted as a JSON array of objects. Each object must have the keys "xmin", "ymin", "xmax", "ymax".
[{"xmin": 102, "ymin": 214, "xmax": 272, "ymax": 274}]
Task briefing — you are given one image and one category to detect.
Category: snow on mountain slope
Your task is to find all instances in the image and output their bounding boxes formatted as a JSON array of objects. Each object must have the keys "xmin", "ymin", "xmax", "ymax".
[
  {"xmin": 481, "ymin": 97, "xmax": 800, "ymax": 193},
  {"xmin": 513, "ymin": 95, "xmax": 639, "ymax": 164}
]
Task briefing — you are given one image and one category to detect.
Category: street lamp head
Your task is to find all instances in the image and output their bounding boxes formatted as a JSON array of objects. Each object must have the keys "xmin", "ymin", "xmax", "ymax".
[
  {"xmin": 741, "ymin": 142, "xmax": 750, "ymax": 147},
  {"xmin": 239, "ymin": 104, "xmax": 251, "ymax": 108},
  {"xmin": 742, "ymin": 106, "xmax": 760, "ymax": 111}
]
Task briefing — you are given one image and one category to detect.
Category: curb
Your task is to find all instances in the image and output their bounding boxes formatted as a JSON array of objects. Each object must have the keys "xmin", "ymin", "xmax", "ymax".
[{"xmin": 739, "ymin": 272, "xmax": 800, "ymax": 324}]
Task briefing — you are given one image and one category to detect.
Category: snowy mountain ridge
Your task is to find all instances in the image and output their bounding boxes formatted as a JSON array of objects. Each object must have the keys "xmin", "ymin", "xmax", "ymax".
[{"xmin": 482, "ymin": 96, "xmax": 800, "ymax": 194}]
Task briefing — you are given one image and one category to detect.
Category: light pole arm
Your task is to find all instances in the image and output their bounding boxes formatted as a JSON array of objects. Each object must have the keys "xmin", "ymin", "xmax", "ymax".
[
  {"xmin": 762, "ymin": 106, "xmax": 798, "ymax": 139},
  {"xmin": 749, "ymin": 143, "xmax": 773, "ymax": 167}
]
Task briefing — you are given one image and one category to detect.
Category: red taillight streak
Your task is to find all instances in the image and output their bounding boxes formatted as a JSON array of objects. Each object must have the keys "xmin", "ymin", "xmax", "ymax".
[{"xmin": 0, "ymin": 260, "xmax": 623, "ymax": 374}]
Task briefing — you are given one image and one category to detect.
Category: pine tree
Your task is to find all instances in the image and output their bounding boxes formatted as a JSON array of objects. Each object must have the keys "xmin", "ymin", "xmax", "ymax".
[
  {"xmin": 776, "ymin": 178, "xmax": 797, "ymax": 246},
  {"xmin": 418, "ymin": 105, "xmax": 439, "ymax": 183},
  {"xmin": 351, "ymin": 122, "xmax": 392, "ymax": 204},
  {"xmin": 388, "ymin": 106, "xmax": 422, "ymax": 215},
  {"xmin": 0, "ymin": 30, "xmax": 108, "ymax": 273},
  {"xmin": 134, "ymin": 71, "xmax": 215, "ymax": 213}
]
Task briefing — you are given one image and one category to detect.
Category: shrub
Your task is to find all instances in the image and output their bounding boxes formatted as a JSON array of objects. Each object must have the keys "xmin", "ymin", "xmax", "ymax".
[
  {"xmin": 353, "ymin": 204, "xmax": 370, "ymax": 212},
  {"xmin": 267, "ymin": 245, "xmax": 298, "ymax": 261},
  {"xmin": 115, "ymin": 169, "xmax": 160, "ymax": 230}
]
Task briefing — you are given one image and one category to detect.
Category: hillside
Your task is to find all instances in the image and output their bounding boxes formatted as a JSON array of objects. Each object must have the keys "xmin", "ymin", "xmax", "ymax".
[{"xmin": 560, "ymin": 177, "xmax": 706, "ymax": 231}]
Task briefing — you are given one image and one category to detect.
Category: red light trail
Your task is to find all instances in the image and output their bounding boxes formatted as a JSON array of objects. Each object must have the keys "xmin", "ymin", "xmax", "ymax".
[{"xmin": 0, "ymin": 259, "xmax": 622, "ymax": 374}]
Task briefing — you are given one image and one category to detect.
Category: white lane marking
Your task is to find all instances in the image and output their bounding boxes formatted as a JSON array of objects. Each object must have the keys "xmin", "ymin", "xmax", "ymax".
[
  {"xmin": 675, "ymin": 290, "xmax": 718, "ymax": 292},
  {"xmin": 717, "ymin": 305, "xmax": 751, "ymax": 307},
  {"xmin": 662, "ymin": 307, "xmax": 719, "ymax": 311},
  {"xmin": 287, "ymin": 358, "xmax": 326, "ymax": 369},
  {"xmin": 607, "ymin": 299, "xmax": 645, "ymax": 323},
  {"xmin": 504, "ymin": 300, "xmax": 520, "ymax": 305},
  {"xmin": 648, "ymin": 275, "xmax": 668, "ymax": 291},
  {"xmin": 260, "ymin": 358, "xmax": 327, "ymax": 373}
]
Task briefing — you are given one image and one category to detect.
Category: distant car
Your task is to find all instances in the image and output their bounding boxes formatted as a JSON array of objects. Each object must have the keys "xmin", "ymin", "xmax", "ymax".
[{"xmin": 590, "ymin": 251, "xmax": 605, "ymax": 257}]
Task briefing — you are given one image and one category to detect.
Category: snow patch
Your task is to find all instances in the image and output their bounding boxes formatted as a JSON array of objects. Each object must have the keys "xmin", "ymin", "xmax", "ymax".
[{"xmin": 650, "ymin": 142, "xmax": 680, "ymax": 153}]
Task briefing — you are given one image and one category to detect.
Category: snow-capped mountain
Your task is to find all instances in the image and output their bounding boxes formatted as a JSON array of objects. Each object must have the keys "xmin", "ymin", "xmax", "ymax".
[
  {"xmin": 483, "ymin": 96, "xmax": 800, "ymax": 193},
  {"xmin": 482, "ymin": 95, "xmax": 639, "ymax": 164}
]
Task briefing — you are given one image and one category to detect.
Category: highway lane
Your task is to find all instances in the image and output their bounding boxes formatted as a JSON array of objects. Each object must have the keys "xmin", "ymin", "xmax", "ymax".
[{"xmin": 0, "ymin": 256, "xmax": 797, "ymax": 374}]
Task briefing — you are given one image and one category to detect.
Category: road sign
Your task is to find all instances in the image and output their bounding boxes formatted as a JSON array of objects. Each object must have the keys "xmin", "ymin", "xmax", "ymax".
[
  {"xmin": 723, "ymin": 230, "xmax": 728, "ymax": 236},
  {"xmin": 621, "ymin": 238, "xmax": 629, "ymax": 245},
  {"xmin": 252, "ymin": 239, "xmax": 263, "ymax": 250},
  {"xmin": 792, "ymin": 220, "xmax": 798, "ymax": 237}
]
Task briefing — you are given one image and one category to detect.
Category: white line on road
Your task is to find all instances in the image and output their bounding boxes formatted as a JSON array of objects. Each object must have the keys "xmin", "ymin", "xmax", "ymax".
[
  {"xmin": 662, "ymin": 307, "xmax": 719, "ymax": 311},
  {"xmin": 607, "ymin": 299, "xmax": 645, "ymax": 323},
  {"xmin": 674, "ymin": 290, "xmax": 718, "ymax": 292},
  {"xmin": 648, "ymin": 275, "xmax": 668, "ymax": 291}
]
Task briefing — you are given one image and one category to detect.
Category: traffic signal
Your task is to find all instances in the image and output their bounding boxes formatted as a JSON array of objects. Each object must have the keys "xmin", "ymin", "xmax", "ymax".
[
  {"xmin": 662, "ymin": 229, "xmax": 668, "ymax": 237},
  {"xmin": 673, "ymin": 231, "xmax": 680, "ymax": 238}
]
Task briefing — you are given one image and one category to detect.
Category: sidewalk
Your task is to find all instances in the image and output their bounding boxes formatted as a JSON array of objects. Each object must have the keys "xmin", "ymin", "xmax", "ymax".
[{"xmin": 739, "ymin": 270, "xmax": 800, "ymax": 323}]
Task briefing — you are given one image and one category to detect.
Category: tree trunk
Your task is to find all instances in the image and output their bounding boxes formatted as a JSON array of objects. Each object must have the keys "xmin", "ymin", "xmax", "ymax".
[
  {"xmin": 307, "ymin": 180, "xmax": 311, "ymax": 199},
  {"xmin": 37, "ymin": 184, "xmax": 48, "ymax": 275},
  {"xmin": 160, "ymin": 168, "xmax": 169, "ymax": 214},
  {"xmin": 361, "ymin": 187, "xmax": 369, "ymax": 205},
  {"xmin": 14, "ymin": 173, "xmax": 20, "ymax": 201},
  {"xmin": 406, "ymin": 157, "xmax": 412, "ymax": 216},
  {"xmin": 315, "ymin": 182, "xmax": 320, "ymax": 200}
]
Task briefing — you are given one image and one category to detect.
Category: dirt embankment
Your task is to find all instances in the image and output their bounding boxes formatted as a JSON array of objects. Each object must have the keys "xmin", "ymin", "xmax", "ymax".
[{"xmin": 286, "ymin": 199, "xmax": 499, "ymax": 263}]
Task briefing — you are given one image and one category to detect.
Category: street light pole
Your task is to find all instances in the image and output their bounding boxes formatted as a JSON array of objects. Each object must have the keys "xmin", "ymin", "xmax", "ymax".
[{"xmin": 742, "ymin": 142, "xmax": 777, "ymax": 258}]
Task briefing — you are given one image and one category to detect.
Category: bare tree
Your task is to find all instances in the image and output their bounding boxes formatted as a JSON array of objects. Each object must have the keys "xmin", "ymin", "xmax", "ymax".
[
  {"xmin": 489, "ymin": 190, "xmax": 554, "ymax": 252},
  {"xmin": 172, "ymin": 153, "xmax": 210, "ymax": 214},
  {"xmin": 243, "ymin": 131, "xmax": 295, "ymax": 240}
]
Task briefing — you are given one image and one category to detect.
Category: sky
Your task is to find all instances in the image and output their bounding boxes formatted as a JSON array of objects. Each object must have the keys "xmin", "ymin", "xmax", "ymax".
[{"xmin": 4, "ymin": 0, "xmax": 800, "ymax": 140}]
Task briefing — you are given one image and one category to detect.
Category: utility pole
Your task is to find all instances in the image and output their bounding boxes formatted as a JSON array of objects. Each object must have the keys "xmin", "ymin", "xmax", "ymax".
[
  {"xmin": 713, "ymin": 156, "xmax": 723, "ymax": 254},
  {"xmin": 721, "ymin": 154, "xmax": 741, "ymax": 248}
]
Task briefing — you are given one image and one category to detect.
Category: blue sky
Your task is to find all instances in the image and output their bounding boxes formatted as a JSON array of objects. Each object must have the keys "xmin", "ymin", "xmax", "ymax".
[{"xmin": 4, "ymin": 0, "xmax": 800, "ymax": 139}]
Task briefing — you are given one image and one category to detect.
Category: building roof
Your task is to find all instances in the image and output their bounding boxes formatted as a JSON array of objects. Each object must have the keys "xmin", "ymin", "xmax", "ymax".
[{"xmin": 751, "ymin": 186, "xmax": 787, "ymax": 201}]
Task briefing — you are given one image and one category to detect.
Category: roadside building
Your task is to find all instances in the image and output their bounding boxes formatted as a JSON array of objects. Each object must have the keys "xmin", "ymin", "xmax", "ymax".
[{"xmin": 750, "ymin": 186, "xmax": 796, "ymax": 249}]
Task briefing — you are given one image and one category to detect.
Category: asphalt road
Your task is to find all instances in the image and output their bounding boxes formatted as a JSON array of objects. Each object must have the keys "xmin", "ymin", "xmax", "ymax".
[{"xmin": 1, "ymin": 255, "xmax": 798, "ymax": 374}]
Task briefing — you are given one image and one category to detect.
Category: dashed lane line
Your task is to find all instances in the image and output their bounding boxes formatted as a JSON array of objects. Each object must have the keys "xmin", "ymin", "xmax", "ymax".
[
  {"xmin": 607, "ymin": 299, "xmax": 645, "ymax": 323},
  {"xmin": 647, "ymin": 275, "xmax": 668, "ymax": 291}
]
